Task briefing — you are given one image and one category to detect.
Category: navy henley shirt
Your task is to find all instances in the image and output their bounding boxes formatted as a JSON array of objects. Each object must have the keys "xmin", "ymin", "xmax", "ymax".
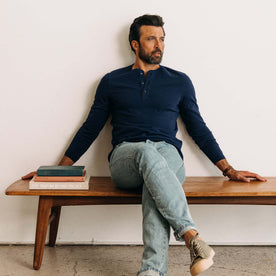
[{"xmin": 65, "ymin": 65, "xmax": 225, "ymax": 164}]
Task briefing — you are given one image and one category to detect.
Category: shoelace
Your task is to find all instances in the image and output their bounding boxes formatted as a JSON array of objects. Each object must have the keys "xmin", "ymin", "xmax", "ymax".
[{"xmin": 190, "ymin": 236, "xmax": 206, "ymax": 263}]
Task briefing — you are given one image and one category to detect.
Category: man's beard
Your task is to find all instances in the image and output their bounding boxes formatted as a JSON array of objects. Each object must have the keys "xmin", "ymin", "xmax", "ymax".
[{"xmin": 138, "ymin": 46, "xmax": 163, "ymax": 65}]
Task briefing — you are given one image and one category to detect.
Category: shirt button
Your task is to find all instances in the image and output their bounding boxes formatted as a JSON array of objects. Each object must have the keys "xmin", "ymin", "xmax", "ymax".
[
  {"xmin": 141, "ymin": 82, "xmax": 144, "ymax": 85},
  {"xmin": 144, "ymin": 90, "xmax": 147, "ymax": 93},
  {"xmin": 140, "ymin": 72, "xmax": 143, "ymax": 75}
]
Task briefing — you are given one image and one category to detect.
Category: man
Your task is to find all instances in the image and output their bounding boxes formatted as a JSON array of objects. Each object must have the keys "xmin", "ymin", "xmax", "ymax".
[{"xmin": 24, "ymin": 15, "xmax": 266, "ymax": 276}]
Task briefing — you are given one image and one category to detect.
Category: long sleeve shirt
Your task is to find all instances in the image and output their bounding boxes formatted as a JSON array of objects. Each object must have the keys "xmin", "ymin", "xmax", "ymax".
[{"xmin": 65, "ymin": 65, "xmax": 225, "ymax": 164}]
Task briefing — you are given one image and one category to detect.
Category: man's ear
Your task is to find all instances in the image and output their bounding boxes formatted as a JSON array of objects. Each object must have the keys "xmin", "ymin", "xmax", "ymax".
[{"xmin": 131, "ymin": 40, "xmax": 139, "ymax": 53}]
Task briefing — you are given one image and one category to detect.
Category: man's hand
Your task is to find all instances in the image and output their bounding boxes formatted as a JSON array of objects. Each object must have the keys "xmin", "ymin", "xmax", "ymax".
[
  {"xmin": 22, "ymin": 171, "xmax": 36, "ymax": 180},
  {"xmin": 225, "ymin": 168, "xmax": 267, "ymax": 183},
  {"xmin": 216, "ymin": 159, "xmax": 267, "ymax": 183},
  {"xmin": 58, "ymin": 156, "xmax": 74, "ymax": 166}
]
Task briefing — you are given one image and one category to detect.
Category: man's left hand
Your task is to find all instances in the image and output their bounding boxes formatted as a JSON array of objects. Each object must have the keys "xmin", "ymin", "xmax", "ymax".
[
  {"xmin": 216, "ymin": 159, "xmax": 267, "ymax": 183},
  {"xmin": 226, "ymin": 168, "xmax": 267, "ymax": 183}
]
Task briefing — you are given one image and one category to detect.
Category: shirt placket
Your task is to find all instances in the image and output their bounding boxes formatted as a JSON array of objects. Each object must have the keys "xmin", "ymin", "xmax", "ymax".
[{"xmin": 139, "ymin": 71, "xmax": 152, "ymax": 99}]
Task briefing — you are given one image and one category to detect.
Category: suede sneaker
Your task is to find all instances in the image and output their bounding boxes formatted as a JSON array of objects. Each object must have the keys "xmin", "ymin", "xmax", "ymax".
[{"xmin": 189, "ymin": 233, "xmax": 215, "ymax": 276}]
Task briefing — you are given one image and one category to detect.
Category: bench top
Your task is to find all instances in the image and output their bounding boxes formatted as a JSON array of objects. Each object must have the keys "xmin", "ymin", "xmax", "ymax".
[{"xmin": 6, "ymin": 176, "xmax": 276, "ymax": 198}]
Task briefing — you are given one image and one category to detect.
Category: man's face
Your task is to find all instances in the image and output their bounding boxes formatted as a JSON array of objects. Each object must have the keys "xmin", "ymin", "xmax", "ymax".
[{"xmin": 136, "ymin": 25, "xmax": 165, "ymax": 65}]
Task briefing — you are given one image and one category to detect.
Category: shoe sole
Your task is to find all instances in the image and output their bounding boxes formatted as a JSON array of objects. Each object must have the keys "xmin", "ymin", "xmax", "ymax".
[{"xmin": 190, "ymin": 249, "xmax": 215, "ymax": 276}]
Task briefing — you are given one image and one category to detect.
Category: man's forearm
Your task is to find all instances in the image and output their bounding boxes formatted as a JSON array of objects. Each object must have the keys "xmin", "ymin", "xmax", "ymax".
[
  {"xmin": 58, "ymin": 155, "xmax": 74, "ymax": 166},
  {"xmin": 215, "ymin": 158, "xmax": 232, "ymax": 173},
  {"xmin": 216, "ymin": 158, "xmax": 237, "ymax": 177}
]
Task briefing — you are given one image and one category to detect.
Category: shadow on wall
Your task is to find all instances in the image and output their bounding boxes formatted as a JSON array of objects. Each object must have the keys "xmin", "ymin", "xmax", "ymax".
[
  {"xmin": 57, "ymin": 24, "xmax": 134, "ymax": 172},
  {"xmin": 117, "ymin": 23, "xmax": 135, "ymax": 66}
]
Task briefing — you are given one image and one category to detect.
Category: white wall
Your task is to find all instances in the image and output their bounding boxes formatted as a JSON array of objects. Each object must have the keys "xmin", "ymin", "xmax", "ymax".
[{"xmin": 1, "ymin": 0, "xmax": 275, "ymax": 245}]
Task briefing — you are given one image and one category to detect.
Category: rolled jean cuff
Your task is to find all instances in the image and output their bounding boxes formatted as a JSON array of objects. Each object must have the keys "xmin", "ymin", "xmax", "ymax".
[
  {"xmin": 138, "ymin": 267, "xmax": 164, "ymax": 276},
  {"xmin": 174, "ymin": 225, "xmax": 198, "ymax": 241}
]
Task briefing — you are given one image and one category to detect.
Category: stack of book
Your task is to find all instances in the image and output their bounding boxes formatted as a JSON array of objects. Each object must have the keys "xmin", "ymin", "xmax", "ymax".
[{"xmin": 29, "ymin": 166, "xmax": 89, "ymax": 190}]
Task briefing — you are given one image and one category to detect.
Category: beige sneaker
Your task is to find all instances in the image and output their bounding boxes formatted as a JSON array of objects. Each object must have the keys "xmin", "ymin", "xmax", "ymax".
[{"xmin": 189, "ymin": 233, "xmax": 215, "ymax": 276}]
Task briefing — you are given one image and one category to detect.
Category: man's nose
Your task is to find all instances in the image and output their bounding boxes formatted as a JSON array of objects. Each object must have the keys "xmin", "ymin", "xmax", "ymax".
[{"xmin": 154, "ymin": 39, "xmax": 161, "ymax": 49}]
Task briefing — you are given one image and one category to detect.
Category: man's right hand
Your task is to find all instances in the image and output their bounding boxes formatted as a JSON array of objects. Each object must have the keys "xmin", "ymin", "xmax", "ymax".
[
  {"xmin": 22, "ymin": 171, "xmax": 36, "ymax": 180},
  {"xmin": 58, "ymin": 156, "xmax": 74, "ymax": 166}
]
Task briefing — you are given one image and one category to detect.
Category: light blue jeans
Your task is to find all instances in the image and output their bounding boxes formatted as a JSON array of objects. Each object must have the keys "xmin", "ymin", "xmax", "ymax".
[{"xmin": 109, "ymin": 140, "xmax": 197, "ymax": 276}]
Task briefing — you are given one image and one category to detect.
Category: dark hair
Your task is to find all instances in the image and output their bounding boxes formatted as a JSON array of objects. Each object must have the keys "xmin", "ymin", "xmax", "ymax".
[{"xmin": 129, "ymin": 14, "xmax": 165, "ymax": 52}]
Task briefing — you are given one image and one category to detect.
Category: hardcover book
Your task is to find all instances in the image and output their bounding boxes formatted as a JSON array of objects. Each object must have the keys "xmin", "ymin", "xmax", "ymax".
[
  {"xmin": 37, "ymin": 166, "xmax": 85, "ymax": 176},
  {"xmin": 33, "ymin": 171, "xmax": 86, "ymax": 182},
  {"xmin": 29, "ymin": 174, "xmax": 90, "ymax": 190}
]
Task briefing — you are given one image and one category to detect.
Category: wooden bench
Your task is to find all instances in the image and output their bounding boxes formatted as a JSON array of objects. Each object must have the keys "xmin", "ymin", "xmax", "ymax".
[{"xmin": 5, "ymin": 176, "xmax": 276, "ymax": 270}]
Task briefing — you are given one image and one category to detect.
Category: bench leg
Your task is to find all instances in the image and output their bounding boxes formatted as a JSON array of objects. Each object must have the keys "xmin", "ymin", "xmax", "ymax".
[
  {"xmin": 33, "ymin": 196, "xmax": 53, "ymax": 270},
  {"xmin": 49, "ymin": 206, "xmax": 61, "ymax": 247}
]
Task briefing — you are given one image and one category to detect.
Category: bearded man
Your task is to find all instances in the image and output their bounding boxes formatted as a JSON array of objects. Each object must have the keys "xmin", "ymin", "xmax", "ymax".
[{"xmin": 53, "ymin": 15, "xmax": 266, "ymax": 276}]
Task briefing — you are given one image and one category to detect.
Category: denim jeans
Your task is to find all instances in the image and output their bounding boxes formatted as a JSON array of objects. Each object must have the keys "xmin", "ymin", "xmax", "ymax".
[{"xmin": 109, "ymin": 140, "xmax": 197, "ymax": 276}]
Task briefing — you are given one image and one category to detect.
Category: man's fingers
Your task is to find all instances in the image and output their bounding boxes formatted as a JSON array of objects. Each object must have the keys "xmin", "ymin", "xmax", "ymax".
[
  {"xmin": 237, "ymin": 171, "xmax": 267, "ymax": 182},
  {"xmin": 238, "ymin": 175, "xmax": 250, "ymax": 183},
  {"xmin": 22, "ymin": 171, "xmax": 36, "ymax": 180},
  {"xmin": 243, "ymin": 172, "xmax": 267, "ymax": 182},
  {"xmin": 227, "ymin": 169, "xmax": 267, "ymax": 183},
  {"xmin": 253, "ymin": 174, "xmax": 267, "ymax": 182}
]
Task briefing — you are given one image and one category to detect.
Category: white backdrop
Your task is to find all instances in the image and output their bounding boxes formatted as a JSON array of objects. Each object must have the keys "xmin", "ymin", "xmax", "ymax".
[{"xmin": 1, "ymin": 0, "xmax": 275, "ymax": 245}]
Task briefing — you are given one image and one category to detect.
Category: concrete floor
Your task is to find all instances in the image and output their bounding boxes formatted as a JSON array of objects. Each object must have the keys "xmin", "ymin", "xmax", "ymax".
[{"xmin": 0, "ymin": 245, "xmax": 275, "ymax": 276}]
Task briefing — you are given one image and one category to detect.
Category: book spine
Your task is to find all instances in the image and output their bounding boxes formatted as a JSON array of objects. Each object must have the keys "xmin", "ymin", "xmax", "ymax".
[
  {"xmin": 29, "ymin": 182, "xmax": 88, "ymax": 190},
  {"xmin": 37, "ymin": 169, "xmax": 84, "ymax": 176},
  {"xmin": 29, "ymin": 175, "xmax": 89, "ymax": 190}
]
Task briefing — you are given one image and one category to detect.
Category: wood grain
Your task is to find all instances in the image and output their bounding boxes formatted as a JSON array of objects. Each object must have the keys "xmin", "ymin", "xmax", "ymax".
[{"xmin": 6, "ymin": 177, "xmax": 276, "ymax": 198}]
